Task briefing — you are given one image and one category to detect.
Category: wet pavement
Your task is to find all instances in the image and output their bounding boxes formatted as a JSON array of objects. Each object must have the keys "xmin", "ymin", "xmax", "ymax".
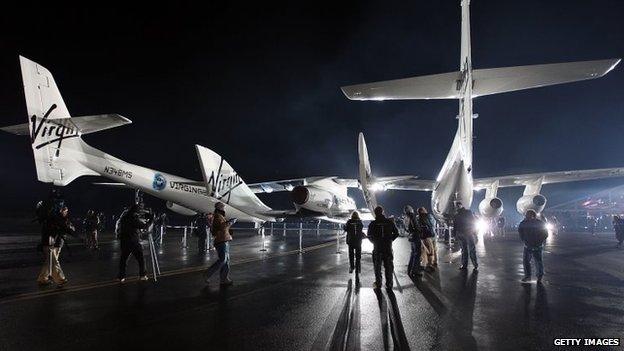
[{"xmin": 0, "ymin": 228, "xmax": 623, "ymax": 350}]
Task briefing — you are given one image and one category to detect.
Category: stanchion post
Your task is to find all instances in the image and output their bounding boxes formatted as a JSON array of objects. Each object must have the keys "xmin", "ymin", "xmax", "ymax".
[
  {"xmin": 182, "ymin": 227, "xmax": 188, "ymax": 248},
  {"xmin": 336, "ymin": 227, "xmax": 341, "ymax": 254},
  {"xmin": 270, "ymin": 222, "xmax": 274, "ymax": 236},
  {"xmin": 260, "ymin": 226, "xmax": 267, "ymax": 252},
  {"xmin": 299, "ymin": 222, "xmax": 303, "ymax": 253},
  {"xmin": 283, "ymin": 222, "xmax": 286, "ymax": 237}
]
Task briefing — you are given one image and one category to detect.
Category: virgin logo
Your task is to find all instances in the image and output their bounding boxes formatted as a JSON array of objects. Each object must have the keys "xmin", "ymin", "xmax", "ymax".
[{"xmin": 30, "ymin": 104, "xmax": 79, "ymax": 156}]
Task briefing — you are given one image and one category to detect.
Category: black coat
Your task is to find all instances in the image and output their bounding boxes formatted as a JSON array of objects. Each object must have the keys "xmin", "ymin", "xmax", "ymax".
[
  {"xmin": 518, "ymin": 218, "xmax": 548, "ymax": 248},
  {"xmin": 41, "ymin": 215, "xmax": 75, "ymax": 246},
  {"xmin": 367, "ymin": 215, "xmax": 399, "ymax": 254},
  {"xmin": 454, "ymin": 208, "xmax": 476, "ymax": 238},
  {"xmin": 118, "ymin": 210, "xmax": 152, "ymax": 244},
  {"xmin": 344, "ymin": 219, "xmax": 364, "ymax": 246}
]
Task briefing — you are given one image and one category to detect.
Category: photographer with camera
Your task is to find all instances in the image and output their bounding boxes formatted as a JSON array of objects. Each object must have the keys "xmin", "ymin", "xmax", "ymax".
[
  {"xmin": 36, "ymin": 190, "xmax": 75, "ymax": 286},
  {"xmin": 117, "ymin": 202, "xmax": 154, "ymax": 282}
]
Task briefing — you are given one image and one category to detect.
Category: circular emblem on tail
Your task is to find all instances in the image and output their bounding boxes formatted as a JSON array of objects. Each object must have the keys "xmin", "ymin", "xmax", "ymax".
[{"xmin": 152, "ymin": 173, "xmax": 166, "ymax": 191}]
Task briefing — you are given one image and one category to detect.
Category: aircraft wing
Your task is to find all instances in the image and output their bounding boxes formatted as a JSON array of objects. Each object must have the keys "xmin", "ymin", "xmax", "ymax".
[
  {"xmin": 474, "ymin": 167, "xmax": 624, "ymax": 189},
  {"xmin": 248, "ymin": 176, "xmax": 359, "ymax": 194},
  {"xmin": 382, "ymin": 178, "xmax": 437, "ymax": 191}
]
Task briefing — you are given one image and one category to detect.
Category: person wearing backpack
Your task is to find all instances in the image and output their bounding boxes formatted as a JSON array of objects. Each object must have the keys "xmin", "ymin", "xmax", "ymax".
[
  {"xmin": 418, "ymin": 207, "xmax": 438, "ymax": 271},
  {"xmin": 404, "ymin": 205, "xmax": 423, "ymax": 277},
  {"xmin": 368, "ymin": 206, "xmax": 399, "ymax": 289},
  {"xmin": 518, "ymin": 210, "xmax": 549, "ymax": 283},
  {"xmin": 344, "ymin": 211, "xmax": 365, "ymax": 282},
  {"xmin": 193, "ymin": 213, "xmax": 210, "ymax": 255}
]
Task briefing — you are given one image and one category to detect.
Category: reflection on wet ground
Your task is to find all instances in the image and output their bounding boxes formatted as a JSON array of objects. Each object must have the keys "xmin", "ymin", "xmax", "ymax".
[{"xmin": 0, "ymin": 230, "xmax": 623, "ymax": 350}]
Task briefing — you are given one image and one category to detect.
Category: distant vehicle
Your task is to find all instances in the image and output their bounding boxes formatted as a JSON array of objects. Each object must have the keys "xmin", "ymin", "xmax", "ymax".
[{"xmin": 340, "ymin": 0, "xmax": 622, "ymax": 223}]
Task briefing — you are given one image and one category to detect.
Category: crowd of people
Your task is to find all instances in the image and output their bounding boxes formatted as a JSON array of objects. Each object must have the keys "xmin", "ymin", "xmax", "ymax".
[{"xmin": 33, "ymin": 189, "xmax": 624, "ymax": 290}]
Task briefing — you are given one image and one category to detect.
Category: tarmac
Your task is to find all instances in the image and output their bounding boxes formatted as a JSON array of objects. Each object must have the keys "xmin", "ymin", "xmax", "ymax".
[{"xmin": 0, "ymin": 225, "xmax": 623, "ymax": 351}]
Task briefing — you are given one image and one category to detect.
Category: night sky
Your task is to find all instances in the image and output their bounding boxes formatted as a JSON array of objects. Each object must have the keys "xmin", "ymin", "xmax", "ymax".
[{"xmin": 0, "ymin": 0, "xmax": 623, "ymax": 222}]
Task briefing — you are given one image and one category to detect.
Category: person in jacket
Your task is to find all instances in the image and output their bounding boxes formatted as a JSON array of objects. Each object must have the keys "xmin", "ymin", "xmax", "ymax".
[
  {"xmin": 84, "ymin": 210, "xmax": 100, "ymax": 250},
  {"xmin": 368, "ymin": 206, "xmax": 399, "ymax": 289},
  {"xmin": 344, "ymin": 211, "xmax": 365, "ymax": 280},
  {"xmin": 613, "ymin": 216, "xmax": 624, "ymax": 249},
  {"xmin": 454, "ymin": 202, "xmax": 478, "ymax": 271},
  {"xmin": 205, "ymin": 202, "xmax": 233, "ymax": 286},
  {"xmin": 194, "ymin": 213, "xmax": 210, "ymax": 254},
  {"xmin": 117, "ymin": 203, "xmax": 153, "ymax": 282},
  {"xmin": 418, "ymin": 207, "xmax": 437, "ymax": 270},
  {"xmin": 404, "ymin": 205, "xmax": 423, "ymax": 277},
  {"xmin": 37, "ymin": 204, "xmax": 75, "ymax": 286},
  {"xmin": 518, "ymin": 210, "xmax": 549, "ymax": 283}
]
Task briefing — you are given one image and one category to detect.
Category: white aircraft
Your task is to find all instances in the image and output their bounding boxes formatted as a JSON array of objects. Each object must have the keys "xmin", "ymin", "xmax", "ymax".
[
  {"xmin": 341, "ymin": 0, "xmax": 623, "ymax": 223},
  {"xmin": 1, "ymin": 56, "xmax": 414, "ymax": 224}
]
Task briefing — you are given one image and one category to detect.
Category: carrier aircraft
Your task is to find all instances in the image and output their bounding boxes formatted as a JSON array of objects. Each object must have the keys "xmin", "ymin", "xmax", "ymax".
[
  {"xmin": 341, "ymin": 0, "xmax": 623, "ymax": 222},
  {"xmin": 1, "ymin": 57, "xmax": 416, "ymax": 224}
]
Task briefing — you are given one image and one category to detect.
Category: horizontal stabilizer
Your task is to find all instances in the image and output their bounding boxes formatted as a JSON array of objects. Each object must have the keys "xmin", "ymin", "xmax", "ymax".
[
  {"xmin": 342, "ymin": 71, "xmax": 462, "ymax": 101},
  {"xmin": 341, "ymin": 59, "xmax": 620, "ymax": 101},
  {"xmin": 0, "ymin": 114, "xmax": 131, "ymax": 136},
  {"xmin": 472, "ymin": 59, "xmax": 621, "ymax": 97}
]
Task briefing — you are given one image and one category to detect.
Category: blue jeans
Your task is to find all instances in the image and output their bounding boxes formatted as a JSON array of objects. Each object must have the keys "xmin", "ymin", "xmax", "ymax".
[
  {"xmin": 205, "ymin": 242, "xmax": 230, "ymax": 282},
  {"xmin": 523, "ymin": 246, "xmax": 544, "ymax": 278},
  {"xmin": 408, "ymin": 240, "xmax": 422, "ymax": 273},
  {"xmin": 459, "ymin": 234, "xmax": 477, "ymax": 267}
]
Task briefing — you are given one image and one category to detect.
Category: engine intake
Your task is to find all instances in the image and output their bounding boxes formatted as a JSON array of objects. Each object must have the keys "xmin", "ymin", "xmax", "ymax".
[
  {"xmin": 291, "ymin": 186, "xmax": 310, "ymax": 205},
  {"xmin": 478, "ymin": 197, "xmax": 504, "ymax": 218},
  {"xmin": 516, "ymin": 194, "xmax": 547, "ymax": 215}
]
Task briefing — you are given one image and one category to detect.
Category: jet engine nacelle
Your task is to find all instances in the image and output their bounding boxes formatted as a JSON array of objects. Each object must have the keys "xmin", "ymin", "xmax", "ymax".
[
  {"xmin": 166, "ymin": 201, "xmax": 197, "ymax": 216},
  {"xmin": 478, "ymin": 197, "xmax": 504, "ymax": 218},
  {"xmin": 516, "ymin": 194, "xmax": 547, "ymax": 215},
  {"xmin": 291, "ymin": 185, "xmax": 333, "ymax": 210}
]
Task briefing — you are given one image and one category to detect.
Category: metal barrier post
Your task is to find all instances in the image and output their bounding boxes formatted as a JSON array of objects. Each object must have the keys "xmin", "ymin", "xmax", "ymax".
[
  {"xmin": 316, "ymin": 220, "xmax": 320, "ymax": 236},
  {"xmin": 270, "ymin": 222, "xmax": 274, "ymax": 236},
  {"xmin": 299, "ymin": 222, "xmax": 303, "ymax": 253},
  {"xmin": 182, "ymin": 227, "xmax": 188, "ymax": 248},
  {"xmin": 260, "ymin": 226, "xmax": 267, "ymax": 252},
  {"xmin": 336, "ymin": 227, "xmax": 341, "ymax": 254},
  {"xmin": 159, "ymin": 226, "xmax": 164, "ymax": 246},
  {"xmin": 283, "ymin": 222, "xmax": 286, "ymax": 237}
]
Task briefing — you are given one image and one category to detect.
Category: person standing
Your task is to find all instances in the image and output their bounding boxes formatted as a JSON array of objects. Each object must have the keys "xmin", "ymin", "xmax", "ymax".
[
  {"xmin": 117, "ymin": 203, "xmax": 152, "ymax": 282},
  {"xmin": 368, "ymin": 206, "xmax": 399, "ymax": 289},
  {"xmin": 83, "ymin": 210, "xmax": 100, "ymax": 250},
  {"xmin": 194, "ymin": 213, "xmax": 210, "ymax": 254},
  {"xmin": 454, "ymin": 202, "xmax": 478, "ymax": 271},
  {"xmin": 205, "ymin": 202, "xmax": 233, "ymax": 286},
  {"xmin": 518, "ymin": 210, "xmax": 549, "ymax": 283},
  {"xmin": 418, "ymin": 207, "xmax": 438, "ymax": 271},
  {"xmin": 37, "ymin": 203, "xmax": 75, "ymax": 287},
  {"xmin": 613, "ymin": 216, "xmax": 624, "ymax": 249},
  {"xmin": 404, "ymin": 205, "xmax": 423, "ymax": 277},
  {"xmin": 344, "ymin": 211, "xmax": 365, "ymax": 281}
]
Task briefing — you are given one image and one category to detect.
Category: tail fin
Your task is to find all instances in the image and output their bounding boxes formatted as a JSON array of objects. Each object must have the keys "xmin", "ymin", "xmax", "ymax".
[
  {"xmin": 3, "ymin": 56, "xmax": 130, "ymax": 185},
  {"xmin": 358, "ymin": 132, "xmax": 378, "ymax": 211},
  {"xmin": 195, "ymin": 144, "xmax": 271, "ymax": 213}
]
